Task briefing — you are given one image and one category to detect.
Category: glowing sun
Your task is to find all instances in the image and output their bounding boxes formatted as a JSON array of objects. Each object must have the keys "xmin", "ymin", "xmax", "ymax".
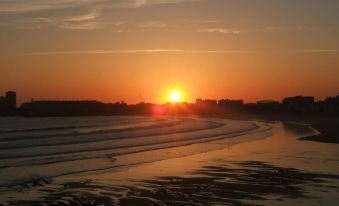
[{"xmin": 169, "ymin": 91, "xmax": 181, "ymax": 103}]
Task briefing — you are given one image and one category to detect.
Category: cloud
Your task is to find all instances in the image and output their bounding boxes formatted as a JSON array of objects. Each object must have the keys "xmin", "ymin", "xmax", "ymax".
[
  {"xmin": 57, "ymin": 21, "xmax": 124, "ymax": 30},
  {"xmin": 0, "ymin": 0, "xmax": 197, "ymax": 30},
  {"xmin": 26, "ymin": 49, "xmax": 339, "ymax": 56},
  {"xmin": 63, "ymin": 9, "xmax": 100, "ymax": 22},
  {"xmin": 0, "ymin": 0, "xmax": 200, "ymax": 31},
  {"xmin": 22, "ymin": 9, "xmax": 124, "ymax": 30},
  {"xmin": 181, "ymin": 19, "xmax": 220, "ymax": 24},
  {"xmin": 0, "ymin": 0, "xmax": 104, "ymax": 14},
  {"xmin": 262, "ymin": 26, "xmax": 318, "ymax": 32},
  {"xmin": 58, "ymin": 21, "xmax": 124, "ymax": 30},
  {"xmin": 198, "ymin": 28, "xmax": 241, "ymax": 34},
  {"xmin": 133, "ymin": 0, "xmax": 198, "ymax": 7},
  {"xmin": 0, "ymin": 0, "xmax": 199, "ymax": 14},
  {"xmin": 197, "ymin": 26, "xmax": 320, "ymax": 34},
  {"xmin": 26, "ymin": 49, "xmax": 254, "ymax": 56},
  {"xmin": 288, "ymin": 49, "xmax": 339, "ymax": 53},
  {"xmin": 139, "ymin": 21, "xmax": 168, "ymax": 28},
  {"xmin": 58, "ymin": 21, "xmax": 102, "ymax": 30},
  {"xmin": 57, "ymin": 9, "xmax": 123, "ymax": 30},
  {"xmin": 263, "ymin": 26, "xmax": 287, "ymax": 31}
]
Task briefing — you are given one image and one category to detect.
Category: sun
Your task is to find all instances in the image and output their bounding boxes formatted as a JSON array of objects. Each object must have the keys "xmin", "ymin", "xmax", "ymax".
[{"xmin": 169, "ymin": 91, "xmax": 181, "ymax": 103}]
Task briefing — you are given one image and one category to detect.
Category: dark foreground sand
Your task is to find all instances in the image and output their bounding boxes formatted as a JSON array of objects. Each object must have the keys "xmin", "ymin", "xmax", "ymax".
[
  {"xmin": 1, "ymin": 121, "xmax": 339, "ymax": 206},
  {"xmin": 300, "ymin": 118, "xmax": 339, "ymax": 144}
]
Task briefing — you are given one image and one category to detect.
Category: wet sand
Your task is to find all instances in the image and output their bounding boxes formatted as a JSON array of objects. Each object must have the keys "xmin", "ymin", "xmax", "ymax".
[
  {"xmin": 246, "ymin": 114, "xmax": 339, "ymax": 144},
  {"xmin": 300, "ymin": 118, "xmax": 339, "ymax": 144},
  {"xmin": 1, "ymin": 121, "xmax": 339, "ymax": 206}
]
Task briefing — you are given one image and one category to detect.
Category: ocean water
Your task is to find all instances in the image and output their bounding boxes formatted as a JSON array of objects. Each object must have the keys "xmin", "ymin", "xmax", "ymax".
[{"xmin": 0, "ymin": 116, "xmax": 270, "ymax": 188}]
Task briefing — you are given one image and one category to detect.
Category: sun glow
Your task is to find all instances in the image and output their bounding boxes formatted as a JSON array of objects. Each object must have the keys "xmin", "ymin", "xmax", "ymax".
[{"xmin": 169, "ymin": 91, "xmax": 182, "ymax": 103}]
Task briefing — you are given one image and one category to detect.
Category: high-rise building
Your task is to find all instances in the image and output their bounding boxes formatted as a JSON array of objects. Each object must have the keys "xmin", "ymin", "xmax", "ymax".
[{"xmin": 5, "ymin": 91, "xmax": 16, "ymax": 108}]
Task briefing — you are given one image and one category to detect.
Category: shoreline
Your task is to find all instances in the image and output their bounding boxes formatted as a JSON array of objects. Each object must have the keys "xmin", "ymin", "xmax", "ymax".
[
  {"xmin": 216, "ymin": 114, "xmax": 339, "ymax": 144},
  {"xmin": 299, "ymin": 119, "xmax": 339, "ymax": 144},
  {"xmin": 2, "ymin": 121, "xmax": 339, "ymax": 205},
  {"xmin": 0, "ymin": 118, "xmax": 270, "ymax": 188}
]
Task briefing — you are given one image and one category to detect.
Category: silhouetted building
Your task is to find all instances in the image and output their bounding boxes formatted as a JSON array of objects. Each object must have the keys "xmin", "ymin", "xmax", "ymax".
[
  {"xmin": 283, "ymin": 96, "xmax": 314, "ymax": 106},
  {"xmin": 20, "ymin": 100, "xmax": 127, "ymax": 117},
  {"xmin": 256, "ymin": 100, "xmax": 279, "ymax": 105},
  {"xmin": 196, "ymin": 98, "xmax": 218, "ymax": 106},
  {"xmin": 0, "ymin": 91, "xmax": 17, "ymax": 115},
  {"xmin": 0, "ymin": 96, "xmax": 6, "ymax": 109},
  {"xmin": 5, "ymin": 91, "xmax": 16, "ymax": 108},
  {"xmin": 324, "ymin": 95, "xmax": 339, "ymax": 105},
  {"xmin": 321, "ymin": 95, "xmax": 339, "ymax": 115},
  {"xmin": 5, "ymin": 91, "xmax": 339, "ymax": 117},
  {"xmin": 282, "ymin": 96, "xmax": 315, "ymax": 114},
  {"xmin": 218, "ymin": 99, "xmax": 243, "ymax": 106},
  {"xmin": 218, "ymin": 99, "xmax": 243, "ymax": 112},
  {"xmin": 0, "ymin": 91, "xmax": 16, "ymax": 108},
  {"xmin": 246, "ymin": 100, "xmax": 281, "ymax": 113}
]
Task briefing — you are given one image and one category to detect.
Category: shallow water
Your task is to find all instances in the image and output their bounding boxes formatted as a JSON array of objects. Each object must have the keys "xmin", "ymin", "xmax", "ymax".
[
  {"xmin": 1, "ymin": 118, "xmax": 339, "ymax": 205},
  {"xmin": 0, "ymin": 116, "xmax": 268, "ymax": 187}
]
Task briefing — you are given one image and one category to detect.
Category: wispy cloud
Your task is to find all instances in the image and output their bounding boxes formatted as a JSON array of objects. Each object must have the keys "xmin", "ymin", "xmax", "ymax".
[
  {"xmin": 139, "ymin": 21, "xmax": 168, "ymax": 28},
  {"xmin": 0, "ymin": 0, "xmax": 104, "ymax": 14},
  {"xmin": 288, "ymin": 49, "xmax": 339, "ymax": 53},
  {"xmin": 198, "ymin": 28, "xmax": 241, "ymax": 34},
  {"xmin": 181, "ymin": 19, "xmax": 220, "ymax": 24},
  {"xmin": 262, "ymin": 26, "xmax": 318, "ymax": 32},
  {"xmin": 58, "ymin": 21, "xmax": 124, "ymax": 30},
  {"xmin": 197, "ymin": 26, "xmax": 321, "ymax": 35},
  {"xmin": 0, "ymin": 0, "xmax": 199, "ymax": 14},
  {"xmin": 26, "ymin": 49, "xmax": 254, "ymax": 56},
  {"xmin": 131, "ymin": 0, "xmax": 199, "ymax": 8},
  {"xmin": 26, "ymin": 49, "xmax": 339, "ymax": 56},
  {"xmin": 22, "ymin": 9, "xmax": 124, "ymax": 30},
  {"xmin": 58, "ymin": 21, "xmax": 102, "ymax": 30},
  {"xmin": 58, "ymin": 9, "xmax": 103, "ymax": 30},
  {"xmin": 0, "ymin": 0, "xmax": 196, "ymax": 30},
  {"xmin": 63, "ymin": 9, "xmax": 100, "ymax": 22}
]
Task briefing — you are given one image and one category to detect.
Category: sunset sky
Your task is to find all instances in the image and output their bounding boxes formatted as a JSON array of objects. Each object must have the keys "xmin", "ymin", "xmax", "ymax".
[{"xmin": 0, "ymin": 0, "xmax": 338, "ymax": 105}]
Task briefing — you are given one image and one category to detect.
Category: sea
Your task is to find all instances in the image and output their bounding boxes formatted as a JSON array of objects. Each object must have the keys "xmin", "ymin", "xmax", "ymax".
[{"xmin": 0, "ymin": 116, "xmax": 270, "ymax": 188}]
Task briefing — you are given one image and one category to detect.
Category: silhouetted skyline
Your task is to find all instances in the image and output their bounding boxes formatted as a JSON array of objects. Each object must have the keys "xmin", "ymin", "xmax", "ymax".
[{"xmin": 2, "ymin": 90, "xmax": 338, "ymax": 117}]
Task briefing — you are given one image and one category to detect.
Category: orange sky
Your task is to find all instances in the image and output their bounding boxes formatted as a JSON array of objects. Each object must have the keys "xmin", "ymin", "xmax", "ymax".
[{"xmin": 0, "ymin": 0, "xmax": 338, "ymax": 105}]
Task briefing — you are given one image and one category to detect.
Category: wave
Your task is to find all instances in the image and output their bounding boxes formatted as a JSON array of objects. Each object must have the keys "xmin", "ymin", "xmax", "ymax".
[
  {"xmin": 0, "ymin": 117, "xmax": 168, "ymax": 139},
  {"xmin": 0, "ymin": 120, "xmax": 225, "ymax": 155},
  {"xmin": 0, "ymin": 120, "xmax": 183, "ymax": 143},
  {"xmin": 0, "ymin": 117, "xmax": 272, "ymax": 188}
]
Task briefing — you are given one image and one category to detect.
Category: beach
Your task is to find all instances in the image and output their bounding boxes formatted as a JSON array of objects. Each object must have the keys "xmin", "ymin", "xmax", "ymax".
[{"xmin": 0, "ymin": 117, "xmax": 339, "ymax": 205}]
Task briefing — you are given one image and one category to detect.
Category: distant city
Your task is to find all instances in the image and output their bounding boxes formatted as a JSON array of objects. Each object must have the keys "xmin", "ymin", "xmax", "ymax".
[{"xmin": 0, "ymin": 91, "xmax": 338, "ymax": 117}]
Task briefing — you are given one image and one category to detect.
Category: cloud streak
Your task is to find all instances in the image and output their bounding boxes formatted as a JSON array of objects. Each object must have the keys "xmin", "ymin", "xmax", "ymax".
[
  {"xmin": 26, "ymin": 49, "xmax": 339, "ymax": 56},
  {"xmin": 0, "ymin": 0, "xmax": 198, "ymax": 30},
  {"xmin": 288, "ymin": 49, "xmax": 339, "ymax": 53},
  {"xmin": 20, "ymin": 9, "xmax": 124, "ymax": 30},
  {"xmin": 0, "ymin": 0, "xmax": 198, "ymax": 14},
  {"xmin": 139, "ymin": 21, "xmax": 168, "ymax": 28},
  {"xmin": 198, "ymin": 28, "xmax": 241, "ymax": 34},
  {"xmin": 26, "ymin": 49, "xmax": 254, "ymax": 55},
  {"xmin": 63, "ymin": 9, "xmax": 100, "ymax": 22},
  {"xmin": 0, "ymin": 0, "xmax": 104, "ymax": 14}
]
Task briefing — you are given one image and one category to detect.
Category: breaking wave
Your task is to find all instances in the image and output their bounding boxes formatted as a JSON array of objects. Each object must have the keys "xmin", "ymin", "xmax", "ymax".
[{"xmin": 0, "ymin": 116, "xmax": 272, "ymax": 187}]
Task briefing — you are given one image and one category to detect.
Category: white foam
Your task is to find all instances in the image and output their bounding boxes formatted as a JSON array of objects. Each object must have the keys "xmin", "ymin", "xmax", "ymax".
[{"xmin": 0, "ymin": 116, "xmax": 272, "ymax": 187}]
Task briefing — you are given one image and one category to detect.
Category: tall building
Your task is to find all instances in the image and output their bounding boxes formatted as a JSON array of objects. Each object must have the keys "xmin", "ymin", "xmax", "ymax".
[
  {"xmin": 0, "ymin": 96, "xmax": 6, "ymax": 108},
  {"xmin": 0, "ymin": 91, "xmax": 17, "ymax": 115},
  {"xmin": 5, "ymin": 91, "xmax": 16, "ymax": 108}
]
